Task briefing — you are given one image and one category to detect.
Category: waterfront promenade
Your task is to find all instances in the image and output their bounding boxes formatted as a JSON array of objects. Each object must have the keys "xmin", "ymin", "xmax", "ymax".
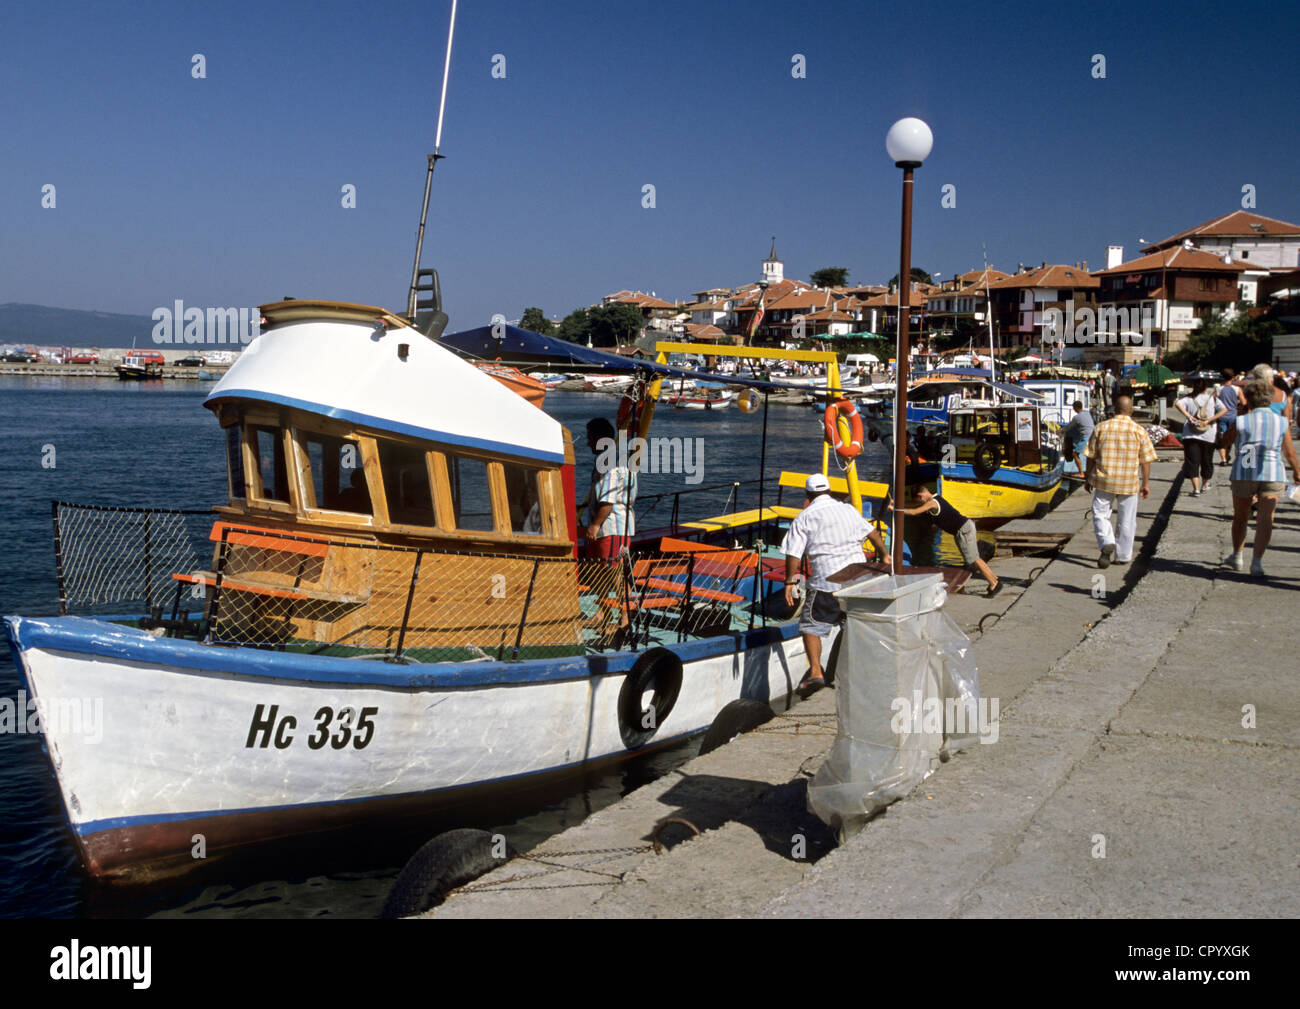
[{"xmin": 434, "ymin": 453, "xmax": 1299, "ymax": 918}]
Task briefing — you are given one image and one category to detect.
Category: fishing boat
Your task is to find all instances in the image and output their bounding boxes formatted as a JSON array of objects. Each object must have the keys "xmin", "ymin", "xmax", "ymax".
[
  {"xmin": 4, "ymin": 299, "xmax": 831, "ymax": 883},
  {"xmin": 583, "ymin": 374, "xmax": 635, "ymax": 393},
  {"xmin": 115, "ymin": 352, "xmax": 164, "ymax": 380},
  {"xmin": 667, "ymin": 384, "xmax": 733, "ymax": 409},
  {"xmin": 936, "ymin": 401, "xmax": 1063, "ymax": 524},
  {"xmin": 1016, "ymin": 377, "xmax": 1094, "ymax": 427}
]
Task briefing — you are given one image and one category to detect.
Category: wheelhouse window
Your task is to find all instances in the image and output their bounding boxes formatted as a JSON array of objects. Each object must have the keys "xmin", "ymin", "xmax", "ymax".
[
  {"xmin": 250, "ymin": 426, "xmax": 290, "ymax": 503},
  {"xmin": 447, "ymin": 454, "xmax": 495, "ymax": 532},
  {"xmin": 302, "ymin": 432, "xmax": 371, "ymax": 514},
  {"xmin": 502, "ymin": 462, "xmax": 545, "ymax": 536},
  {"xmin": 377, "ymin": 440, "xmax": 435, "ymax": 527},
  {"xmin": 226, "ymin": 424, "xmax": 246, "ymax": 500}
]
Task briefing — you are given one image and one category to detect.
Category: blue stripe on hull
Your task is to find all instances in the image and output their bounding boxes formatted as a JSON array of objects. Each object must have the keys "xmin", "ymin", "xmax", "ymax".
[
  {"xmin": 940, "ymin": 461, "xmax": 1062, "ymax": 491},
  {"xmin": 5, "ymin": 615, "xmax": 800, "ymax": 689}
]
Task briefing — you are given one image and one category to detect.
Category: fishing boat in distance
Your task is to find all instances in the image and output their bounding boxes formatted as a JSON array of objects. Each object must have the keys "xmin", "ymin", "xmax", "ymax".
[
  {"xmin": 666, "ymin": 382, "xmax": 733, "ymax": 409},
  {"xmin": 115, "ymin": 351, "xmax": 164, "ymax": 380}
]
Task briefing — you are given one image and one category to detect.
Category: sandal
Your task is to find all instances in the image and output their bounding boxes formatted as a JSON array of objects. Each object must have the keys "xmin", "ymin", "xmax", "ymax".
[{"xmin": 796, "ymin": 672, "xmax": 826, "ymax": 698}]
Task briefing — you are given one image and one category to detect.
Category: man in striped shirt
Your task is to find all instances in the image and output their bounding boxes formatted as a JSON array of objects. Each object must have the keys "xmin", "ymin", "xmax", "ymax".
[
  {"xmin": 584, "ymin": 417, "xmax": 637, "ymax": 558},
  {"xmin": 781, "ymin": 473, "xmax": 890, "ymax": 696},
  {"xmin": 1083, "ymin": 393, "xmax": 1157, "ymax": 568}
]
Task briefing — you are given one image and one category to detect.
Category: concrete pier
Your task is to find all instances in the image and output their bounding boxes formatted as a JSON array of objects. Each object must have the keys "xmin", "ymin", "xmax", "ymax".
[{"xmin": 433, "ymin": 451, "xmax": 1299, "ymax": 918}]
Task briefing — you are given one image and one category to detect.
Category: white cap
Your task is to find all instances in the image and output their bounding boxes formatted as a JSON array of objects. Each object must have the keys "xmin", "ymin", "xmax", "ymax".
[{"xmin": 805, "ymin": 473, "xmax": 830, "ymax": 494}]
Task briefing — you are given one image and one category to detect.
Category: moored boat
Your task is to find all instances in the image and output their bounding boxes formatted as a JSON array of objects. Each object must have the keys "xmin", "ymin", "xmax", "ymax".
[
  {"xmin": 4, "ymin": 299, "xmax": 823, "ymax": 883},
  {"xmin": 115, "ymin": 352, "xmax": 164, "ymax": 380}
]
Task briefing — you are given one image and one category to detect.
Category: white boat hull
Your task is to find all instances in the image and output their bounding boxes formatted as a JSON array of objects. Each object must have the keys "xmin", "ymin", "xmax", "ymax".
[{"xmin": 5, "ymin": 614, "xmax": 817, "ymax": 881}]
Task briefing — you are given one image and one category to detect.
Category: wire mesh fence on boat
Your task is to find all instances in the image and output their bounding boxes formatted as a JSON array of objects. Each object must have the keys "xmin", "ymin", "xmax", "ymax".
[
  {"xmin": 52, "ymin": 501, "xmax": 215, "ymax": 615},
  {"xmin": 203, "ymin": 525, "xmax": 587, "ymax": 662},
  {"xmin": 48, "ymin": 504, "xmax": 773, "ymax": 660},
  {"xmin": 577, "ymin": 547, "xmax": 767, "ymax": 648}
]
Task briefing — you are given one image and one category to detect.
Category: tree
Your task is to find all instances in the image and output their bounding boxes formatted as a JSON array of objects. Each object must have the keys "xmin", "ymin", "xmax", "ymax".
[
  {"xmin": 810, "ymin": 267, "xmax": 850, "ymax": 288},
  {"xmin": 887, "ymin": 267, "xmax": 933, "ymax": 288},
  {"xmin": 1163, "ymin": 307, "xmax": 1280, "ymax": 372},
  {"xmin": 519, "ymin": 307, "xmax": 555, "ymax": 336},
  {"xmin": 557, "ymin": 307, "xmax": 591, "ymax": 345},
  {"xmin": 587, "ymin": 303, "xmax": 644, "ymax": 348}
]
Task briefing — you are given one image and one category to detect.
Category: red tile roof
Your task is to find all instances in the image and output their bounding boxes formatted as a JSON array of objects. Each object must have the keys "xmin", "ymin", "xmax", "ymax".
[
  {"xmin": 1093, "ymin": 247, "xmax": 1254, "ymax": 275},
  {"xmin": 603, "ymin": 290, "xmax": 677, "ymax": 310},
  {"xmin": 986, "ymin": 264, "xmax": 1100, "ymax": 289},
  {"xmin": 683, "ymin": 323, "xmax": 727, "ymax": 340},
  {"xmin": 1142, "ymin": 211, "xmax": 1300, "ymax": 251}
]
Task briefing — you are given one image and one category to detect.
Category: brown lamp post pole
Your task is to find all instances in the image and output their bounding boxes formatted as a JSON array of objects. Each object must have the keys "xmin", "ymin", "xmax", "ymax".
[{"xmin": 885, "ymin": 118, "xmax": 933, "ymax": 570}]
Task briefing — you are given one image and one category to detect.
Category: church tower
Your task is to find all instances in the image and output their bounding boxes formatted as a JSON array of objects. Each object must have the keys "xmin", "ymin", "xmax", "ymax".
[{"xmin": 762, "ymin": 236, "xmax": 784, "ymax": 284}]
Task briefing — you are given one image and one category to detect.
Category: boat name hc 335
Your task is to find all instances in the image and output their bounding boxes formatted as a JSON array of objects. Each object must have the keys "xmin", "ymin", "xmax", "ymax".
[{"xmin": 244, "ymin": 703, "xmax": 379, "ymax": 750}]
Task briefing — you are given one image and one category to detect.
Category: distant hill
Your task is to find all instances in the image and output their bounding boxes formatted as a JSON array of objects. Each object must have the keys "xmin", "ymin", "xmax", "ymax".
[{"xmin": 0, "ymin": 303, "xmax": 157, "ymax": 349}]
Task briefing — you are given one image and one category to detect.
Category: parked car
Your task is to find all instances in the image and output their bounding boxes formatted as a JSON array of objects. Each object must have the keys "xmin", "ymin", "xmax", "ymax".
[
  {"xmin": 66, "ymin": 351, "xmax": 99, "ymax": 364},
  {"xmin": 175, "ymin": 355, "xmax": 207, "ymax": 367},
  {"xmin": 3, "ymin": 350, "xmax": 40, "ymax": 363}
]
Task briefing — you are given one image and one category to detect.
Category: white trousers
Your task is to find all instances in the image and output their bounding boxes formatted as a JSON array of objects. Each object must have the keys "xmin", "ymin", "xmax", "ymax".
[{"xmin": 1092, "ymin": 490, "xmax": 1138, "ymax": 561}]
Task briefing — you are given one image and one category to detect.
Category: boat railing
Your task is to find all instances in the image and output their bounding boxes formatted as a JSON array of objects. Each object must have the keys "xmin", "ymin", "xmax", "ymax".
[
  {"xmin": 47, "ymin": 503, "xmax": 776, "ymax": 662},
  {"xmin": 51, "ymin": 500, "xmax": 214, "ymax": 617},
  {"xmin": 636, "ymin": 478, "xmax": 764, "ymax": 534}
]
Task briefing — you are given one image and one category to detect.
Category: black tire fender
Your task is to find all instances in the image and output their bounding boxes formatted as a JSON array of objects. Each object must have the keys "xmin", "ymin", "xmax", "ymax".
[
  {"xmin": 973, "ymin": 442, "xmax": 1001, "ymax": 481},
  {"xmin": 698, "ymin": 698, "xmax": 776, "ymax": 756},
  {"xmin": 618, "ymin": 647, "xmax": 683, "ymax": 750},
  {"xmin": 379, "ymin": 828, "xmax": 513, "ymax": 918}
]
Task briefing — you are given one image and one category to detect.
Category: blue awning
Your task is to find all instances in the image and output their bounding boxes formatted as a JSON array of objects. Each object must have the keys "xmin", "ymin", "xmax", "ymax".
[{"xmin": 437, "ymin": 325, "xmax": 840, "ymax": 393}]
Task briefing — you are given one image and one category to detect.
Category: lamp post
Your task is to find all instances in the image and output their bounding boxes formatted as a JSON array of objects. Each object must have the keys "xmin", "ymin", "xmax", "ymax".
[{"xmin": 885, "ymin": 117, "xmax": 933, "ymax": 569}]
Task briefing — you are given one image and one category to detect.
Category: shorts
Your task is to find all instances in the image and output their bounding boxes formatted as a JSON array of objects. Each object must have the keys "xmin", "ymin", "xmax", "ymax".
[
  {"xmin": 1231, "ymin": 479, "xmax": 1284, "ymax": 498},
  {"xmin": 953, "ymin": 519, "xmax": 980, "ymax": 566},
  {"xmin": 585, "ymin": 535, "xmax": 630, "ymax": 559},
  {"xmin": 798, "ymin": 587, "xmax": 843, "ymax": 638},
  {"xmin": 1070, "ymin": 436, "xmax": 1088, "ymax": 458},
  {"xmin": 1217, "ymin": 418, "xmax": 1232, "ymax": 435}
]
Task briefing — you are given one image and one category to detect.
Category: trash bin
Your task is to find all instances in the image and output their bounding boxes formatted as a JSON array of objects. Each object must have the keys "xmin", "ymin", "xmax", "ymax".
[{"xmin": 807, "ymin": 572, "xmax": 981, "ymax": 842}]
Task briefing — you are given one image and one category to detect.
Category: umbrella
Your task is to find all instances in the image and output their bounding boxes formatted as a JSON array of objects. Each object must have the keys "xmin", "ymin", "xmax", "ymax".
[
  {"xmin": 1012, "ymin": 354, "xmax": 1044, "ymax": 363},
  {"xmin": 1125, "ymin": 361, "xmax": 1176, "ymax": 387}
]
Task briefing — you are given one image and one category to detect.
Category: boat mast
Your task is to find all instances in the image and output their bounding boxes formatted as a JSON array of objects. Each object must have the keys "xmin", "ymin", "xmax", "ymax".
[
  {"xmin": 982, "ymin": 244, "xmax": 997, "ymax": 403},
  {"xmin": 406, "ymin": 0, "xmax": 459, "ymax": 320}
]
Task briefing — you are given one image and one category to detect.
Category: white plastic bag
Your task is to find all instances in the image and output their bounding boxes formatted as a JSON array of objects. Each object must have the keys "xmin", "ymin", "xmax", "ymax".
[{"xmin": 807, "ymin": 573, "xmax": 982, "ymax": 842}]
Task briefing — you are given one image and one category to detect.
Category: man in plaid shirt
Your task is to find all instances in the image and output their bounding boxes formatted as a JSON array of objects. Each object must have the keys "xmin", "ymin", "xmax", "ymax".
[{"xmin": 1083, "ymin": 392, "xmax": 1157, "ymax": 567}]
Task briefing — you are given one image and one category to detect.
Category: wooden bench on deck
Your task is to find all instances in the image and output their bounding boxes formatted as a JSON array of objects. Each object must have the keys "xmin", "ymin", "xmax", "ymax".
[{"xmin": 171, "ymin": 522, "xmax": 368, "ymax": 607}]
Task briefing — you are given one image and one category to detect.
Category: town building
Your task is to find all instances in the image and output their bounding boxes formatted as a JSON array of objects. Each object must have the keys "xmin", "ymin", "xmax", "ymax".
[
  {"xmin": 982, "ymin": 263, "xmax": 1100, "ymax": 354},
  {"xmin": 1093, "ymin": 246, "xmax": 1253, "ymax": 357}
]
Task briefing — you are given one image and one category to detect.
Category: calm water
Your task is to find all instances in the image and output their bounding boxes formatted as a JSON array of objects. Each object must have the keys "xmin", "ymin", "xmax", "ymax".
[{"xmin": 0, "ymin": 379, "xmax": 899, "ymax": 918}]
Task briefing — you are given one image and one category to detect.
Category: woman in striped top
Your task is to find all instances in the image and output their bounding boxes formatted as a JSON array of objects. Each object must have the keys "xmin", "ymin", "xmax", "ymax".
[{"xmin": 1226, "ymin": 380, "xmax": 1300, "ymax": 577}]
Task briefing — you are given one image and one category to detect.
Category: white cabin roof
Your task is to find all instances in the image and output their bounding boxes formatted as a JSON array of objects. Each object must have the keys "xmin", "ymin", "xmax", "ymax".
[{"xmin": 205, "ymin": 301, "xmax": 565, "ymax": 464}]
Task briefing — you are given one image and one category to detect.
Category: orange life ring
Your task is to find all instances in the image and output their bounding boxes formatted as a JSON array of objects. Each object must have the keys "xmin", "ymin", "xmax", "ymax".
[{"xmin": 824, "ymin": 399, "xmax": 864, "ymax": 459}]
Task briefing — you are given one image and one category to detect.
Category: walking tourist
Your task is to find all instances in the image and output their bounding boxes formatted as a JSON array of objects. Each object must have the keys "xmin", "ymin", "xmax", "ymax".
[
  {"xmin": 1174, "ymin": 378, "xmax": 1224, "ymax": 496},
  {"xmin": 1217, "ymin": 369, "xmax": 1241, "ymax": 465},
  {"xmin": 1062, "ymin": 400, "xmax": 1095, "ymax": 477},
  {"xmin": 781, "ymin": 473, "xmax": 890, "ymax": 697},
  {"xmin": 1083, "ymin": 393, "xmax": 1157, "ymax": 568},
  {"xmin": 1225, "ymin": 379, "xmax": 1300, "ymax": 578}
]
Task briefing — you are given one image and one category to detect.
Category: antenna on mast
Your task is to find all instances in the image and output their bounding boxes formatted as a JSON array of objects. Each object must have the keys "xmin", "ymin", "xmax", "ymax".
[{"xmin": 407, "ymin": 0, "xmax": 458, "ymax": 335}]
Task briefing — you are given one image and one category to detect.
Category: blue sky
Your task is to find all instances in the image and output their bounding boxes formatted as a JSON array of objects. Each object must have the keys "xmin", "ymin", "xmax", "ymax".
[{"xmin": 2, "ymin": 0, "xmax": 1296, "ymax": 325}]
